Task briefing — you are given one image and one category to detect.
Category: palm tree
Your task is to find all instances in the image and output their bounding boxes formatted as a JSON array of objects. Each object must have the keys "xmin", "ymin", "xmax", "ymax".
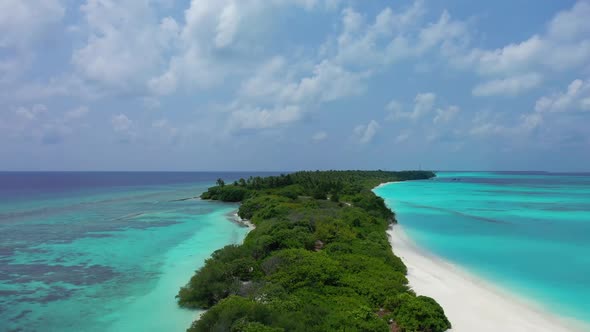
[{"xmin": 216, "ymin": 178, "xmax": 225, "ymax": 187}]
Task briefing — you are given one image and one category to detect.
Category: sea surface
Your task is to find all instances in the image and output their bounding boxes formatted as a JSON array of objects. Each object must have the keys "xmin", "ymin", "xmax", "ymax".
[
  {"xmin": 0, "ymin": 172, "xmax": 278, "ymax": 332},
  {"xmin": 374, "ymin": 172, "xmax": 590, "ymax": 324}
]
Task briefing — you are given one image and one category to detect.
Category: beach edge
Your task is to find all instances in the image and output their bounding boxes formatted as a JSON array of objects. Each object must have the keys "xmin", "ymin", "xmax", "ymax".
[{"xmin": 385, "ymin": 222, "xmax": 588, "ymax": 332}]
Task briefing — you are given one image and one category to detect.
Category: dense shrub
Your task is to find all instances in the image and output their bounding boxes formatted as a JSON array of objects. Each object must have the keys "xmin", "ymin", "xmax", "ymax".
[
  {"xmin": 202, "ymin": 186, "xmax": 249, "ymax": 202},
  {"xmin": 386, "ymin": 293, "xmax": 451, "ymax": 332},
  {"xmin": 181, "ymin": 170, "xmax": 445, "ymax": 331}
]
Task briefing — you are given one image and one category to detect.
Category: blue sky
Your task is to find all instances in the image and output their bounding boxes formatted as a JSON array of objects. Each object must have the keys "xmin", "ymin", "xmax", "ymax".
[{"xmin": 1, "ymin": 0, "xmax": 589, "ymax": 171}]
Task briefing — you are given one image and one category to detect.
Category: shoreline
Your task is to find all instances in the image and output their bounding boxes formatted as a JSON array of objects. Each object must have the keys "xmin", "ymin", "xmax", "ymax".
[
  {"xmin": 188, "ymin": 210, "xmax": 254, "ymax": 322},
  {"xmin": 109, "ymin": 206, "xmax": 249, "ymax": 331},
  {"xmin": 387, "ymin": 223, "xmax": 587, "ymax": 332},
  {"xmin": 230, "ymin": 211, "xmax": 256, "ymax": 230}
]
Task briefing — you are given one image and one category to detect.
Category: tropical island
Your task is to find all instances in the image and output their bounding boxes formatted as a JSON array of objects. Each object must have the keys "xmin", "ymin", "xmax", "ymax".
[{"xmin": 177, "ymin": 170, "xmax": 450, "ymax": 332}]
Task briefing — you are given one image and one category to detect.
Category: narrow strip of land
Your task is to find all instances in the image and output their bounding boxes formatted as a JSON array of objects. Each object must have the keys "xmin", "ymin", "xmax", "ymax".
[{"xmin": 178, "ymin": 171, "xmax": 450, "ymax": 332}]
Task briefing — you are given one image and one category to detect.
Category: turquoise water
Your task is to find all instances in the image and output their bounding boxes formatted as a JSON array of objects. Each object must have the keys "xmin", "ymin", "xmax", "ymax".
[
  {"xmin": 374, "ymin": 172, "xmax": 590, "ymax": 323},
  {"xmin": 0, "ymin": 173, "xmax": 270, "ymax": 331}
]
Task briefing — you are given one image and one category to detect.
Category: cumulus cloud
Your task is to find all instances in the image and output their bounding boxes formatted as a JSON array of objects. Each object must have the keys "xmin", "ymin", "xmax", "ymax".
[
  {"xmin": 459, "ymin": 1, "xmax": 590, "ymax": 93},
  {"xmin": 232, "ymin": 56, "xmax": 369, "ymax": 131},
  {"xmin": 385, "ymin": 100, "xmax": 404, "ymax": 121},
  {"xmin": 472, "ymin": 73, "xmax": 543, "ymax": 97},
  {"xmin": 0, "ymin": 0, "xmax": 65, "ymax": 82},
  {"xmin": 228, "ymin": 105, "xmax": 303, "ymax": 131},
  {"xmin": 111, "ymin": 114, "xmax": 133, "ymax": 132},
  {"xmin": 110, "ymin": 113, "xmax": 137, "ymax": 143},
  {"xmin": 332, "ymin": 1, "xmax": 468, "ymax": 67},
  {"xmin": 73, "ymin": 0, "xmax": 179, "ymax": 90},
  {"xmin": 2, "ymin": 0, "xmax": 589, "ymax": 157},
  {"xmin": 535, "ymin": 79, "xmax": 590, "ymax": 113},
  {"xmin": 0, "ymin": 0, "xmax": 65, "ymax": 48},
  {"xmin": 353, "ymin": 120, "xmax": 379, "ymax": 144},
  {"xmin": 433, "ymin": 106, "xmax": 461, "ymax": 124},
  {"xmin": 388, "ymin": 93, "xmax": 437, "ymax": 120},
  {"xmin": 240, "ymin": 57, "xmax": 369, "ymax": 105},
  {"xmin": 6, "ymin": 104, "xmax": 90, "ymax": 144},
  {"xmin": 214, "ymin": 2, "xmax": 240, "ymax": 48},
  {"xmin": 238, "ymin": 56, "xmax": 290, "ymax": 100},
  {"xmin": 280, "ymin": 61, "xmax": 369, "ymax": 104},
  {"xmin": 150, "ymin": 0, "xmax": 342, "ymax": 96}
]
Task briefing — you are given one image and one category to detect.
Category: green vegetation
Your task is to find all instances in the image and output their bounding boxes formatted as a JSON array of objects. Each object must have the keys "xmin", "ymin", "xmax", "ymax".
[{"xmin": 179, "ymin": 170, "xmax": 449, "ymax": 332}]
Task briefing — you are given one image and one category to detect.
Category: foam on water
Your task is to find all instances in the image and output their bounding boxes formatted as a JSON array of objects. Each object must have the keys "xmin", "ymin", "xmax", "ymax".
[{"xmin": 374, "ymin": 172, "xmax": 590, "ymax": 324}]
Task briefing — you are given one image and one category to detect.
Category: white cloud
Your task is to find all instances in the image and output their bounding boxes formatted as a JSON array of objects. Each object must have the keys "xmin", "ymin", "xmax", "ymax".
[
  {"xmin": 229, "ymin": 105, "xmax": 303, "ymax": 130},
  {"xmin": 385, "ymin": 100, "xmax": 403, "ymax": 121},
  {"xmin": 6, "ymin": 104, "xmax": 90, "ymax": 144},
  {"xmin": 64, "ymin": 106, "xmax": 90, "ymax": 121},
  {"xmin": 433, "ymin": 105, "xmax": 460, "ymax": 124},
  {"xmin": 461, "ymin": 36, "xmax": 544, "ymax": 76},
  {"xmin": 459, "ymin": 1, "xmax": 590, "ymax": 78},
  {"xmin": 312, "ymin": 131, "xmax": 328, "ymax": 141},
  {"xmin": 73, "ymin": 0, "xmax": 179, "ymax": 90},
  {"xmin": 388, "ymin": 93, "xmax": 436, "ymax": 120},
  {"xmin": 151, "ymin": 0, "xmax": 342, "ymax": 96},
  {"xmin": 111, "ymin": 114, "xmax": 133, "ymax": 132},
  {"xmin": 414, "ymin": 93, "xmax": 437, "ymax": 118},
  {"xmin": 535, "ymin": 79, "xmax": 590, "ymax": 113},
  {"xmin": 386, "ymin": 92, "xmax": 462, "ymax": 125},
  {"xmin": 281, "ymin": 60, "xmax": 369, "ymax": 104},
  {"xmin": 231, "ymin": 57, "xmax": 369, "ymax": 131},
  {"xmin": 0, "ymin": 0, "xmax": 65, "ymax": 48},
  {"xmin": 0, "ymin": 0, "xmax": 65, "ymax": 83},
  {"xmin": 547, "ymin": 1, "xmax": 590, "ymax": 41},
  {"xmin": 238, "ymin": 56, "xmax": 290, "ymax": 100},
  {"xmin": 395, "ymin": 131, "xmax": 410, "ymax": 143},
  {"xmin": 353, "ymin": 120, "xmax": 379, "ymax": 144},
  {"xmin": 3, "ymin": 75, "xmax": 101, "ymax": 102},
  {"xmin": 15, "ymin": 104, "xmax": 48, "ymax": 120},
  {"xmin": 241, "ymin": 57, "xmax": 368, "ymax": 105},
  {"xmin": 215, "ymin": 2, "xmax": 240, "ymax": 48},
  {"xmin": 520, "ymin": 113, "xmax": 544, "ymax": 131},
  {"xmin": 468, "ymin": 107, "xmax": 545, "ymax": 141},
  {"xmin": 331, "ymin": 1, "xmax": 468, "ymax": 67},
  {"xmin": 472, "ymin": 73, "xmax": 543, "ymax": 97}
]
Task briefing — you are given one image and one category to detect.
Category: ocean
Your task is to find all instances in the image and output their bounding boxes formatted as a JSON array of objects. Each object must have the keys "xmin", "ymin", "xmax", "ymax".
[
  {"xmin": 374, "ymin": 172, "xmax": 590, "ymax": 324},
  {"xmin": 0, "ymin": 172, "xmax": 278, "ymax": 332}
]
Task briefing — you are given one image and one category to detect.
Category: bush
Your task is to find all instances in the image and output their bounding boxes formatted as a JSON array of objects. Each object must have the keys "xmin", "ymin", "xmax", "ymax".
[
  {"xmin": 183, "ymin": 170, "xmax": 444, "ymax": 331},
  {"xmin": 264, "ymin": 249, "xmax": 343, "ymax": 291},
  {"xmin": 189, "ymin": 296, "xmax": 272, "ymax": 332},
  {"xmin": 388, "ymin": 293, "xmax": 451, "ymax": 332},
  {"xmin": 201, "ymin": 185, "xmax": 249, "ymax": 202},
  {"xmin": 178, "ymin": 245, "xmax": 257, "ymax": 308},
  {"xmin": 232, "ymin": 321, "xmax": 284, "ymax": 332}
]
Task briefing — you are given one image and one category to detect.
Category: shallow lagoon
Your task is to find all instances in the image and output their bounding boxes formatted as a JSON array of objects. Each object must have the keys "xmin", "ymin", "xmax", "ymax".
[
  {"xmin": 374, "ymin": 172, "xmax": 590, "ymax": 323},
  {"xmin": 0, "ymin": 172, "xmax": 268, "ymax": 331}
]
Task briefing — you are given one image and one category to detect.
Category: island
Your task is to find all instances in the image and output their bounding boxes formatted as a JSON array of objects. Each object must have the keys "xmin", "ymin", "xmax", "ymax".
[{"xmin": 177, "ymin": 170, "xmax": 448, "ymax": 332}]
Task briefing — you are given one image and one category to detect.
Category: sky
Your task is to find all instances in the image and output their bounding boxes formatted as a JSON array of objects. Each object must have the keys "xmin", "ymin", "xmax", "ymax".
[{"xmin": 1, "ymin": 0, "xmax": 590, "ymax": 171}]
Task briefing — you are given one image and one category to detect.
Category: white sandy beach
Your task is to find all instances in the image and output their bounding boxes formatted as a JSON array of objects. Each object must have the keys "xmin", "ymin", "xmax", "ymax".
[{"xmin": 387, "ymin": 224, "xmax": 587, "ymax": 332}]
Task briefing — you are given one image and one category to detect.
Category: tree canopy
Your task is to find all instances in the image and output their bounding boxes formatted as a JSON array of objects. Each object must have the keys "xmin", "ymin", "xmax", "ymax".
[{"xmin": 180, "ymin": 170, "xmax": 448, "ymax": 332}]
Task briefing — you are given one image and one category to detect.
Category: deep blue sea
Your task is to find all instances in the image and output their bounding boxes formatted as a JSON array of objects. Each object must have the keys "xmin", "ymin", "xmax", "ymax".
[
  {"xmin": 374, "ymin": 172, "xmax": 590, "ymax": 324},
  {"xmin": 0, "ymin": 172, "xmax": 279, "ymax": 332}
]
